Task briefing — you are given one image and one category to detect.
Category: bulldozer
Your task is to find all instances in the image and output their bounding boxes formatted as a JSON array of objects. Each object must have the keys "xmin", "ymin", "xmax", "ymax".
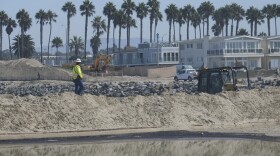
[
  {"xmin": 90, "ymin": 53, "xmax": 112, "ymax": 72},
  {"xmin": 197, "ymin": 66, "xmax": 251, "ymax": 94}
]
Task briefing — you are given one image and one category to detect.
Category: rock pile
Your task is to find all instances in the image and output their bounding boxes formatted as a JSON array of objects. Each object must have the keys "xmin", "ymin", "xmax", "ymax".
[{"xmin": 0, "ymin": 78, "xmax": 279, "ymax": 97}]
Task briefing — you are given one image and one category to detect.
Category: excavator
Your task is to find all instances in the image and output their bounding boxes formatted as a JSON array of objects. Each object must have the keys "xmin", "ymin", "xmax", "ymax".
[
  {"xmin": 90, "ymin": 53, "xmax": 112, "ymax": 72},
  {"xmin": 197, "ymin": 66, "xmax": 251, "ymax": 94}
]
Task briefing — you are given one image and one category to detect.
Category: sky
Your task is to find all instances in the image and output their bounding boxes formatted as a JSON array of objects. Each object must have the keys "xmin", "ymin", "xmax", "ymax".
[{"xmin": 1, "ymin": 0, "xmax": 280, "ymax": 53}]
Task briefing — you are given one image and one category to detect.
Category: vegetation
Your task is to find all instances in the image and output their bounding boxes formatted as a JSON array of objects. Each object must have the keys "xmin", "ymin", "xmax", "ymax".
[
  {"xmin": 12, "ymin": 34, "xmax": 35, "ymax": 58},
  {"xmin": 1, "ymin": 1, "xmax": 280, "ymax": 61},
  {"xmin": 80, "ymin": 0, "xmax": 95, "ymax": 59},
  {"xmin": 51, "ymin": 36, "xmax": 63, "ymax": 62}
]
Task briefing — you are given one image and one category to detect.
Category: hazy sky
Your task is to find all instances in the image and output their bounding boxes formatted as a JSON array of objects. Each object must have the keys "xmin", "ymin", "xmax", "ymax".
[{"xmin": 1, "ymin": 0, "xmax": 280, "ymax": 52}]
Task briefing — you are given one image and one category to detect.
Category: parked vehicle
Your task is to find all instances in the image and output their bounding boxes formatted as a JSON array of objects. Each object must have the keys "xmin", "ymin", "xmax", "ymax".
[{"xmin": 174, "ymin": 68, "xmax": 197, "ymax": 81}]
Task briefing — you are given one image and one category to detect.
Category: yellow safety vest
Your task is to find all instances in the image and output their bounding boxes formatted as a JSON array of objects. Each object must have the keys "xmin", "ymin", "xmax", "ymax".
[{"xmin": 72, "ymin": 65, "xmax": 83, "ymax": 80}]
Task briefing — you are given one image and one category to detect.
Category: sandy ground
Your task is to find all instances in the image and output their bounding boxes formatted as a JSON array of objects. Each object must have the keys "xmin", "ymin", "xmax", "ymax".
[
  {"xmin": 1, "ymin": 87, "xmax": 280, "ymax": 139},
  {"xmin": 1, "ymin": 59, "xmax": 280, "ymax": 140}
]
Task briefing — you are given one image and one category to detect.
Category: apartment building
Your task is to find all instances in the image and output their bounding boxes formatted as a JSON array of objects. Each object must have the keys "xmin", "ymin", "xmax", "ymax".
[
  {"xmin": 179, "ymin": 36, "xmax": 280, "ymax": 70},
  {"xmin": 112, "ymin": 42, "xmax": 179, "ymax": 66}
]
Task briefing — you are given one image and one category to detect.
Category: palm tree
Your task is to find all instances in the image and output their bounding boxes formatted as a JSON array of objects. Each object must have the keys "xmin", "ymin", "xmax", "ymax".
[
  {"xmin": 234, "ymin": 5, "xmax": 245, "ymax": 35},
  {"xmin": 176, "ymin": 8, "xmax": 185, "ymax": 41},
  {"xmin": 191, "ymin": 10, "xmax": 201, "ymax": 39},
  {"xmin": 5, "ymin": 18, "xmax": 17, "ymax": 59},
  {"xmin": 0, "ymin": 11, "xmax": 8, "ymax": 60},
  {"xmin": 90, "ymin": 35, "xmax": 101, "ymax": 58},
  {"xmin": 246, "ymin": 7, "xmax": 264, "ymax": 36},
  {"xmin": 12, "ymin": 34, "xmax": 35, "ymax": 58},
  {"xmin": 62, "ymin": 1, "xmax": 76, "ymax": 62},
  {"xmin": 136, "ymin": 2, "xmax": 148, "ymax": 43},
  {"xmin": 212, "ymin": 8, "xmax": 224, "ymax": 36},
  {"xmin": 46, "ymin": 10, "xmax": 57, "ymax": 61},
  {"xmin": 35, "ymin": 9, "xmax": 48, "ymax": 63},
  {"xmin": 246, "ymin": 7, "xmax": 255, "ymax": 36},
  {"xmin": 80, "ymin": 0, "xmax": 95, "ymax": 59},
  {"xmin": 262, "ymin": 4, "xmax": 274, "ymax": 36},
  {"xmin": 223, "ymin": 5, "xmax": 231, "ymax": 36},
  {"xmin": 153, "ymin": 10, "xmax": 162, "ymax": 43},
  {"xmin": 16, "ymin": 9, "xmax": 32, "ymax": 58},
  {"xmin": 70, "ymin": 36, "xmax": 84, "ymax": 58},
  {"xmin": 229, "ymin": 3, "xmax": 239, "ymax": 36},
  {"xmin": 103, "ymin": 2, "xmax": 116, "ymax": 54},
  {"xmin": 183, "ymin": 5, "xmax": 195, "ymax": 40},
  {"xmin": 272, "ymin": 4, "xmax": 279, "ymax": 35},
  {"xmin": 147, "ymin": 0, "xmax": 160, "ymax": 43},
  {"xmin": 165, "ymin": 4, "xmax": 178, "ymax": 43},
  {"xmin": 91, "ymin": 16, "xmax": 106, "ymax": 57},
  {"xmin": 52, "ymin": 37, "xmax": 63, "ymax": 63},
  {"xmin": 121, "ymin": 0, "xmax": 136, "ymax": 48},
  {"xmin": 237, "ymin": 28, "xmax": 249, "ymax": 36},
  {"xmin": 198, "ymin": 1, "xmax": 215, "ymax": 36},
  {"xmin": 115, "ymin": 10, "xmax": 126, "ymax": 52}
]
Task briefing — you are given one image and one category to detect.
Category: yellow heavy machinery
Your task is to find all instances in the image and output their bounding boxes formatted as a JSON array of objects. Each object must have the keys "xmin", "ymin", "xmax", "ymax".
[
  {"xmin": 90, "ymin": 53, "xmax": 112, "ymax": 72},
  {"xmin": 197, "ymin": 66, "xmax": 251, "ymax": 94}
]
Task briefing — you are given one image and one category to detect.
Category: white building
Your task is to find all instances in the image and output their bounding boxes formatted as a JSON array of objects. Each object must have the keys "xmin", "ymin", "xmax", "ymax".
[
  {"xmin": 180, "ymin": 36, "xmax": 269, "ymax": 70},
  {"xmin": 113, "ymin": 42, "xmax": 179, "ymax": 66}
]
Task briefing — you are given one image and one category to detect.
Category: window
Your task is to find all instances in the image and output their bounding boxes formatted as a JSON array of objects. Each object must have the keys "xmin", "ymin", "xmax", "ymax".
[
  {"xmin": 171, "ymin": 53, "xmax": 175, "ymax": 61},
  {"xmin": 167, "ymin": 53, "xmax": 171, "ymax": 61},
  {"xmin": 197, "ymin": 42, "xmax": 203, "ymax": 49},
  {"xmin": 175, "ymin": 53, "xmax": 179, "ymax": 61},
  {"xmin": 164, "ymin": 53, "xmax": 167, "ymax": 61}
]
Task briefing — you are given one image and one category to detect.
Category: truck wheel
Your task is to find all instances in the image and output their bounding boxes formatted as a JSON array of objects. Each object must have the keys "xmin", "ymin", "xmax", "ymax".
[
  {"xmin": 188, "ymin": 76, "xmax": 193, "ymax": 81},
  {"xmin": 174, "ymin": 77, "xmax": 178, "ymax": 81}
]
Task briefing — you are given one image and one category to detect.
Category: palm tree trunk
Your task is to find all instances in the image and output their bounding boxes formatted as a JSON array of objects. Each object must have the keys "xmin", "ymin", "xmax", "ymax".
[
  {"xmin": 254, "ymin": 21, "xmax": 257, "ymax": 36},
  {"xmin": 0, "ymin": 24, "xmax": 2, "ymax": 60},
  {"xmin": 168, "ymin": 20, "xmax": 172, "ymax": 43},
  {"xmin": 206, "ymin": 17, "xmax": 209, "ymax": 36},
  {"xmin": 194, "ymin": 27, "xmax": 197, "ymax": 39},
  {"xmin": 267, "ymin": 18, "xmax": 271, "ymax": 36},
  {"xmin": 187, "ymin": 20, "xmax": 190, "ymax": 40},
  {"xmin": 236, "ymin": 20, "xmax": 240, "ymax": 35},
  {"xmin": 179, "ymin": 25, "xmax": 181, "ymax": 41},
  {"xmin": 150, "ymin": 18, "xmax": 153, "ymax": 43},
  {"xmin": 226, "ymin": 23, "xmax": 229, "ymax": 36},
  {"xmin": 21, "ymin": 29, "xmax": 24, "ymax": 58},
  {"xmin": 202, "ymin": 19, "xmax": 205, "ymax": 37},
  {"xmin": 84, "ymin": 15, "xmax": 88, "ymax": 59},
  {"xmin": 119, "ymin": 25, "xmax": 121, "ymax": 52},
  {"xmin": 140, "ymin": 18, "xmax": 143, "ymax": 43},
  {"xmin": 126, "ymin": 15, "xmax": 130, "ymax": 47},
  {"xmin": 8, "ymin": 35, "xmax": 12, "ymax": 60},
  {"xmin": 113, "ymin": 26, "xmax": 115, "ymax": 52},
  {"xmin": 199, "ymin": 24, "xmax": 201, "ymax": 39},
  {"xmin": 107, "ymin": 17, "xmax": 110, "ymax": 55},
  {"xmin": 231, "ymin": 19, "xmax": 234, "ymax": 36},
  {"xmin": 48, "ymin": 22, "xmax": 52, "ymax": 61},
  {"xmin": 154, "ymin": 19, "xmax": 157, "ymax": 43},
  {"xmin": 275, "ymin": 17, "xmax": 277, "ymax": 36},
  {"xmin": 173, "ymin": 20, "xmax": 176, "ymax": 42},
  {"xmin": 66, "ymin": 14, "xmax": 70, "ymax": 63},
  {"xmin": 40, "ymin": 22, "xmax": 43, "ymax": 63},
  {"xmin": 250, "ymin": 22, "xmax": 253, "ymax": 36}
]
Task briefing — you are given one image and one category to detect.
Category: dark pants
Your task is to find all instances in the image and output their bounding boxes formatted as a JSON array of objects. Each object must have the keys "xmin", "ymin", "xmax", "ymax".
[{"xmin": 74, "ymin": 78, "xmax": 84, "ymax": 95}]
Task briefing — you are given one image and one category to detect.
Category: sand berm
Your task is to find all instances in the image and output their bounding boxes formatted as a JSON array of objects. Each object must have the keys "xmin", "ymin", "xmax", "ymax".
[{"xmin": 1, "ymin": 59, "xmax": 280, "ymax": 135}]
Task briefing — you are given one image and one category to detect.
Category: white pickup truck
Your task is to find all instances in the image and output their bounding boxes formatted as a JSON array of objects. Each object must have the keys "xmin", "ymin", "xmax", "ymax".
[{"xmin": 174, "ymin": 68, "xmax": 197, "ymax": 81}]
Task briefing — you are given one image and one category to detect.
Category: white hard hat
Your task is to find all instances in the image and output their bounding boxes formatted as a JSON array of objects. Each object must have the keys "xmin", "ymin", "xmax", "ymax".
[{"xmin": 75, "ymin": 58, "xmax": 81, "ymax": 63}]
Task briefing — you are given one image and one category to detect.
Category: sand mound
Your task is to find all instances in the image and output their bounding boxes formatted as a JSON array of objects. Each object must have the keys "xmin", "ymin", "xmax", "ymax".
[
  {"xmin": 0, "ymin": 88, "xmax": 280, "ymax": 134},
  {"xmin": 0, "ymin": 58, "xmax": 44, "ymax": 68}
]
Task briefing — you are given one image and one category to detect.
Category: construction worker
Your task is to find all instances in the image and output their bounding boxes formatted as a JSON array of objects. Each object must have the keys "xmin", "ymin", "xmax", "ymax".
[{"xmin": 72, "ymin": 58, "xmax": 84, "ymax": 95}]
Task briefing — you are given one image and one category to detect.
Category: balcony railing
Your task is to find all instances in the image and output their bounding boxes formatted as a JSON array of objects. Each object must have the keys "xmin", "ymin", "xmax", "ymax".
[
  {"xmin": 269, "ymin": 49, "xmax": 280, "ymax": 53},
  {"xmin": 207, "ymin": 49, "xmax": 263, "ymax": 56}
]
